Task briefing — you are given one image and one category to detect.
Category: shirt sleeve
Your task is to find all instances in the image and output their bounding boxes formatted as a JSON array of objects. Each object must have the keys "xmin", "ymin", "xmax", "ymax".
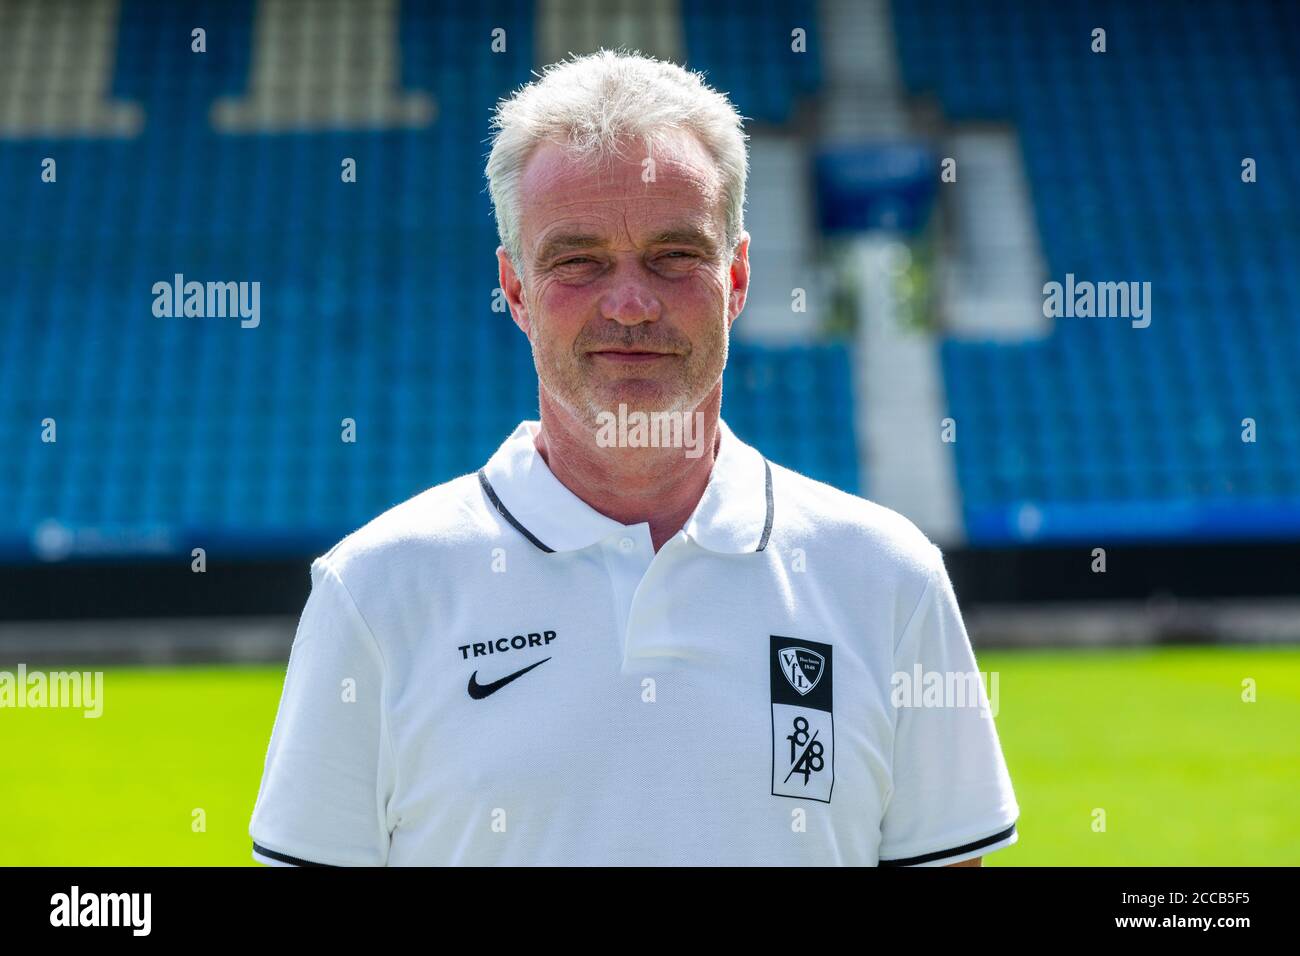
[
  {"xmin": 878, "ymin": 544, "xmax": 1020, "ymax": 866},
  {"xmin": 249, "ymin": 555, "xmax": 396, "ymax": 866}
]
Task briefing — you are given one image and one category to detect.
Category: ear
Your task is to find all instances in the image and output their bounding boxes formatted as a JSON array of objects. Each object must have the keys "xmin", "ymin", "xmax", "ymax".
[
  {"xmin": 726, "ymin": 231, "xmax": 751, "ymax": 330},
  {"xmin": 497, "ymin": 245, "xmax": 531, "ymax": 337}
]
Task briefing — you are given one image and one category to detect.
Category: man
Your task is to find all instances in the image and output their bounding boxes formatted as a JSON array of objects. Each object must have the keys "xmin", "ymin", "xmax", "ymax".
[{"xmin": 249, "ymin": 49, "xmax": 1019, "ymax": 866}]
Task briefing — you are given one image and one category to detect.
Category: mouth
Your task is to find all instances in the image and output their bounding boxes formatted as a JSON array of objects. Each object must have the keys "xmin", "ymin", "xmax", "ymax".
[{"xmin": 588, "ymin": 349, "xmax": 676, "ymax": 364}]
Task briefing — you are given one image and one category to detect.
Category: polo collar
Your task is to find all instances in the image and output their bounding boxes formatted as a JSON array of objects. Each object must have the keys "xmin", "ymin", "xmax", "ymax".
[{"xmin": 478, "ymin": 418, "xmax": 773, "ymax": 555}]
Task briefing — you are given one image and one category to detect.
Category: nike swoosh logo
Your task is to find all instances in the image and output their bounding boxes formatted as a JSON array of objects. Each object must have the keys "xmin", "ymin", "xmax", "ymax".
[{"xmin": 467, "ymin": 658, "xmax": 551, "ymax": 699}]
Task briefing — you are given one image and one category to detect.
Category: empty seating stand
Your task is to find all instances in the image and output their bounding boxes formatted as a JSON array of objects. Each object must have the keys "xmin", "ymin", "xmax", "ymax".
[
  {"xmin": 0, "ymin": 0, "xmax": 844, "ymax": 563},
  {"xmin": 893, "ymin": 0, "xmax": 1300, "ymax": 543}
]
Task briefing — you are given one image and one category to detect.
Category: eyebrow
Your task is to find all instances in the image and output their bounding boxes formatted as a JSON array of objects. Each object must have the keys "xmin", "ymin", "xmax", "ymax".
[
  {"xmin": 648, "ymin": 227, "xmax": 721, "ymax": 258},
  {"xmin": 533, "ymin": 232, "xmax": 606, "ymax": 266},
  {"xmin": 533, "ymin": 225, "xmax": 721, "ymax": 266}
]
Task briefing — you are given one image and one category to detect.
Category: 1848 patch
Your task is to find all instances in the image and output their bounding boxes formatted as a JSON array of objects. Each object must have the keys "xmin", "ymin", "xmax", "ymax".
[{"xmin": 770, "ymin": 635, "xmax": 834, "ymax": 803}]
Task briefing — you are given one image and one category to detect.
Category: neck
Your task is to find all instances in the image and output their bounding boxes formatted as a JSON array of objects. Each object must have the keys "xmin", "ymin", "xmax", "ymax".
[{"xmin": 534, "ymin": 386, "xmax": 722, "ymax": 552}]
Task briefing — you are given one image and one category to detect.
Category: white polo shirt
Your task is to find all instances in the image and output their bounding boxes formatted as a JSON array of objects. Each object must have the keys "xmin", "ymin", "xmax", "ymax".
[{"xmin": 250, "ymin": 418, "xmax": 1019, "ymax": 866}]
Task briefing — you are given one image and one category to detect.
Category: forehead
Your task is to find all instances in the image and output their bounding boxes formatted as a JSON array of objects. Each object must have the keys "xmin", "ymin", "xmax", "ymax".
[{"xmin": 517, "ymin": 130, "xmax": 724, "ymax": 246}]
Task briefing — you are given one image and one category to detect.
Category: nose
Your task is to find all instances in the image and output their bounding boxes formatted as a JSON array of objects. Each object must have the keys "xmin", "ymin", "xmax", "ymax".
[{"xmin": 599, "ymin": 280, "xmax": 662, "ymax": 326}]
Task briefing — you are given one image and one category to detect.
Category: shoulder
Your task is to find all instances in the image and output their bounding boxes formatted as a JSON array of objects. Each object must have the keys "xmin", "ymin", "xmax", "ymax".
[
  {"xmin": 313, "ymin": 471, "xmax": 495, "ymax": 584},
  {"xmin": 766, "ymin": 458, "xmax": 943, "ymax": 584}
]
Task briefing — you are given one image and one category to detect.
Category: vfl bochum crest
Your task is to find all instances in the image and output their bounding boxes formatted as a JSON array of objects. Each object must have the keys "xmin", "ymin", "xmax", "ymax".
[{"xmin": 770, "ymin": 636, "xmax": 834, "ymax": 803}]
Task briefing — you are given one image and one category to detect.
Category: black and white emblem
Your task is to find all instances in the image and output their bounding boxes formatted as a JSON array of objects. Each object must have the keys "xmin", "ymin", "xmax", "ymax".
[
  {"xmin": 770, "ymin": 635, "xmax": 834, "ymax": 803},
  {"xmin": 778, "ymin": 646, "xmax": 824, "ymax": 696}
]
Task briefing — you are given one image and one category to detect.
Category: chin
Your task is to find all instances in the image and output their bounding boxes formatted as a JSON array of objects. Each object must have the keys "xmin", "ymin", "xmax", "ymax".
[{"xmin": 595, "ymin": 382, "xmax": 688, "ymax": 415}]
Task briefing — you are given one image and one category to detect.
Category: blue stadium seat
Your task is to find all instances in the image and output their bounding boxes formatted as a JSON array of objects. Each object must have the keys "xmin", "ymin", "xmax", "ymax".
[
  {"xmin": 897, "ymin": 0, "xmax": 1300, "ymax": 543},
  {"xmin": 0, "ymin": 0, "xmax": 842, "ymax": 562}
]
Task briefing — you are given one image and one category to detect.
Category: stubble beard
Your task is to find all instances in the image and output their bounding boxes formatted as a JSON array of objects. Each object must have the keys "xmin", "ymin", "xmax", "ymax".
[{"xmin": 532, "ymin": 316, "xmax": 729, "ymax": 432}]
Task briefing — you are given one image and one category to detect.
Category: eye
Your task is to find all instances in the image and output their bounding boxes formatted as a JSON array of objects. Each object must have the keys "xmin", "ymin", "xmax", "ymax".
[{"xmin": 556, "ymin": 256, "xmax": 595, "ymax": 267}]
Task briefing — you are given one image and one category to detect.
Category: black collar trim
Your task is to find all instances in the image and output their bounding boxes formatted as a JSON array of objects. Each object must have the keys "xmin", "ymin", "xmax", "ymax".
[
  {"xmin": 478, "ymin": 468, "xmax": 555, "ymax": 554},
  {"xmin": 478, "ymin": 460, "xmax": 775, "ymax": 555}
]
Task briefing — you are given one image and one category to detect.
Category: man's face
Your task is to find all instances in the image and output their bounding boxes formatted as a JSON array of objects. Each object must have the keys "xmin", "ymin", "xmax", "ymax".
[{"xmin": 498, "ymin": 129, "xmax": 749, "ymax": 425}]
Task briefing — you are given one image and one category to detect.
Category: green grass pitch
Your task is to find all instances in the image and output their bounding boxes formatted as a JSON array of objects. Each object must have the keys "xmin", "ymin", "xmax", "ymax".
[{"xmin": 1, "ymin": 645, "xmax": 1296, "ymax": 865}]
